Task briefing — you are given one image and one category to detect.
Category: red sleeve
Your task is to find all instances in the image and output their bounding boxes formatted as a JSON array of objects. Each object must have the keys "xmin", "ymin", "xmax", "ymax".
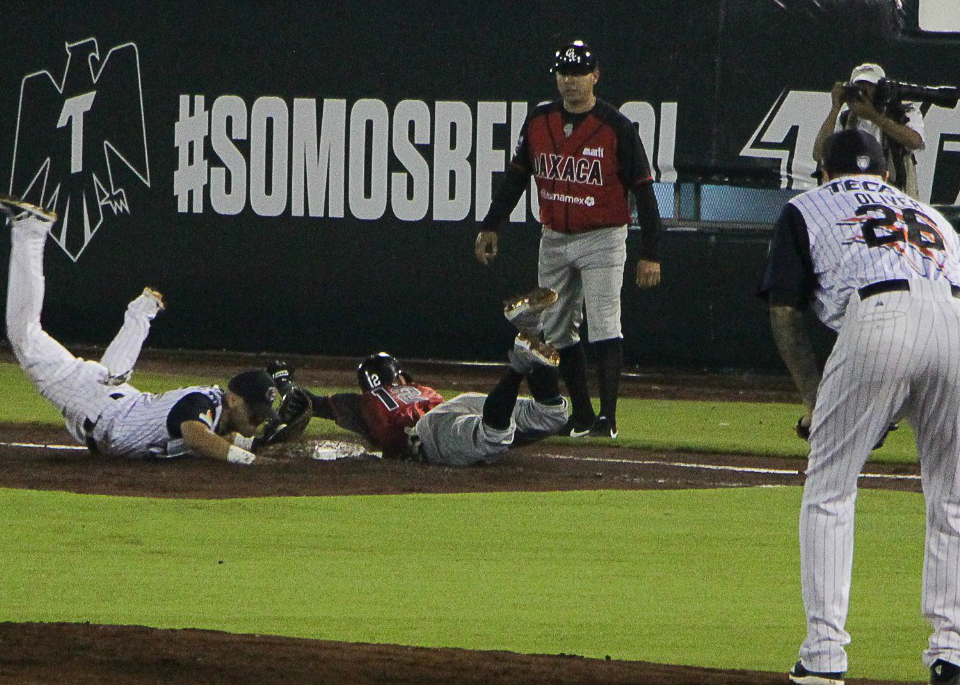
[{"xmin": 359, "ymin": 384, "xmax": 444, "ymax": 455}]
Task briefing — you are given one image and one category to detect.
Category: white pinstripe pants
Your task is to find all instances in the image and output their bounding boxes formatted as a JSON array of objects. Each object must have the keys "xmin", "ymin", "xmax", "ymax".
[
  {"xmin": 6, "ymin": 217, "xmax": 155, "ymax": 444},
  {"xmin": 800, "ymin": 281, "xmax": 960, "ymax": 672}
]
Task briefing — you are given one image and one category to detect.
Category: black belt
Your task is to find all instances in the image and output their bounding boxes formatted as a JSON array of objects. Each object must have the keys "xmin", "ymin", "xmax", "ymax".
[
  {"xmin": 83, "ymin": 417, "xmax": 99, "ymax": 453},
  {"xmin": 858, "ymin": 279, "xmax": 960, "ymax": 300},
  {"xmin": 82, "ymin": 392, "xmax": 127, "ymax": 452}
]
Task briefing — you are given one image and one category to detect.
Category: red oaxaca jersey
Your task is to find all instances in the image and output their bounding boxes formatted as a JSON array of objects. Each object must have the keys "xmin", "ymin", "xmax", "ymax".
[
  {"xmin": 359, "ymin": 383, "xmax": 444, "ymax": 455},
  {"xmin": 514, "ymin": 99, "xmax": 653, "ymax": 234}
]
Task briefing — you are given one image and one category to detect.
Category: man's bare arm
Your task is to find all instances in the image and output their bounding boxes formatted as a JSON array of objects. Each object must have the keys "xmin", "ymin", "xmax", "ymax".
[{"xmin": 770, "ymin": 305, "xmax": 821, "ymax": 415}]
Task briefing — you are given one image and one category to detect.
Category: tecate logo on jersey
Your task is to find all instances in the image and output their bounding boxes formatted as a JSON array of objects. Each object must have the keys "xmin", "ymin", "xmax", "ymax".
[
  {"xmin": 9, "ymin": 38, "xmax": 151, "ymax": 262},
  {"xmin": 173, "ymin": 95, "xmax": 678, "ymax": 222}
]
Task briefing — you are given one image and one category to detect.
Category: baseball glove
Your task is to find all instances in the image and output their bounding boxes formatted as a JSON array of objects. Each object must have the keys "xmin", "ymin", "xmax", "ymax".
[
  {"xmin": 795, "ymin": 416, "xmax": 898, "ymax": 451},
  {"xmin": 254, "ymin": 387, "xmax": 313, "ymax": 448}
]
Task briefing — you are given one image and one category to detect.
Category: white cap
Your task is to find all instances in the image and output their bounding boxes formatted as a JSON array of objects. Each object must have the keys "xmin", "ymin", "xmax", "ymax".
[{"xmin": 849, "ymin": 63, "xmax": 885, "ymax": 85}]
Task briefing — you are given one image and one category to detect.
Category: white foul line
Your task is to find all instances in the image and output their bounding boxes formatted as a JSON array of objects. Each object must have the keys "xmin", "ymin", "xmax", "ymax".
[
  {"xmin": 538, "ymin": 453, "xmax": 922, "ymax": 482},
  {"xmin": 0, "ymin": 440, "xmax": 923, "ymax": 482},
  {"xmin": 0, "ymin": 441, "xmax": 87, "ymax": 451}
]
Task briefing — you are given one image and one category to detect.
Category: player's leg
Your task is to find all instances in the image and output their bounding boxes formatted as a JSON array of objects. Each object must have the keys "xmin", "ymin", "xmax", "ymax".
[
  {"xmin": 5, "ymin": 203, "xmax": 62, "ymax": 368},
  {"xmin": 99, "ymin": 288, "xmax": 164, "ymax": 384},
  {"xmin": 415, "ymin": 394, "xmax": 513, "ymax": 466},
  {"xmin": 538, "ymin": 230, "xmax": 594, "ymax": 433},
  {"xmin": 579, "ymin": 226, "xmax": 628, "ymax": 438},
  {"xmin": 5, "ymin": 200, "xmax": 114, "ymax": 442},
  {"xmin": 798, "ymin": 297, "xmax": 914, "ymax": 674},
  {"xmin": 502, "ymin": 335, "xmax": 567, "ymax": 445},
  {"xmin": 912, "ymin": 299, "xmax": 960, "ymax": 670},
  {"xmin": 481, "ymin": 368, "xmax": 524, "ymax": 431}
]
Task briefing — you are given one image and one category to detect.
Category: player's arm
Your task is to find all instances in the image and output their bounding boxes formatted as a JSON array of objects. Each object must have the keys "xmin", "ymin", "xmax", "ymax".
[
  {"xmin": 769, "ymin": 305, "xmax": 820, "ymax": 417},
  {"xmin": 758, "ymin": 204, "xmax": 819, "ymax": 426},
  {"xmin": 632, "ymin": 181, "xmax": 662, "ymax": 288},
  {"xmin": 168, "ymin": 392, "xmax": 256, "ymax": 464},
  {"xmin": 620, "ymin": 117, "xmax": 662, "ymax": 288},
  {"xmin": 813, "ymin": 82, "xmax": 846, "ymax": 162},
  {"xmin": 848, "ymin": 94, "xmax": 923, "ymax": 151},
  {"xmin": 181, "ymin": 420, "xmax": 254, "ymax": 463},
  {"xmin": 475, "ymin": 119, "xmax": 534, "ymax": 265},
  {"xmin": 303, "ymin": 389, "xmax": 373, "ymax": 440}
]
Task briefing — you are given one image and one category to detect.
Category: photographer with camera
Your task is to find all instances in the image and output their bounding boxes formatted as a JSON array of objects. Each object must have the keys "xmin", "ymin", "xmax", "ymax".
[{"xmin": 813, "ymin": 63, "xmax": 925, "ymax": 197}]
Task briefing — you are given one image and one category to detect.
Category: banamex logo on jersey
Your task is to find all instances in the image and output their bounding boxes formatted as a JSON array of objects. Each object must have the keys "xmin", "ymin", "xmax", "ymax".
[{"xmin": 9, "ymin": 38, "xmax": 151, "ymax": 262}]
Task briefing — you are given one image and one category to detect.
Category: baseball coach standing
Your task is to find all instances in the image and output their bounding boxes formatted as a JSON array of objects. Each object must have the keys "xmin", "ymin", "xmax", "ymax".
[{"xmin": 475, "ymin": 40, "xmax": 663, "ymax": 440}]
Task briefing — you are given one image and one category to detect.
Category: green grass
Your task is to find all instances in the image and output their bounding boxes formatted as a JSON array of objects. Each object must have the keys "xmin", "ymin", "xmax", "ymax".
[
  {"xmin": 0, "ymin": 487, "xmax": 929, "ymax": 682},
  {"xmin": 0, "ymin": 361, "xmax": 919, "ymax": 463}
]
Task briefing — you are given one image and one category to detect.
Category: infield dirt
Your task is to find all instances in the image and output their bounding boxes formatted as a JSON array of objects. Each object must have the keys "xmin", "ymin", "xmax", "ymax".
[{"xmin": 0, "ymin": 352, "xmax": 919, "ymax": 685}]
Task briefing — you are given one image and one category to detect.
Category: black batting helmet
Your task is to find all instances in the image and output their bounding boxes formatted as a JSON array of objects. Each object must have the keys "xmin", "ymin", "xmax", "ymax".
[
  {"xmin": 551, "ymin": 40, "xmax": 597, "ymax": 76},
  {"xmin": 357, "ymin": 352, "xmax": 408, "ymax": 392}
]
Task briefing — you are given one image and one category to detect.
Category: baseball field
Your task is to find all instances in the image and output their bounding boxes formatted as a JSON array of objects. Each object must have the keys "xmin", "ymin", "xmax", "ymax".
[{"xmin": 0, "ymin": 352, "xmax": 929, "ymax": 685}]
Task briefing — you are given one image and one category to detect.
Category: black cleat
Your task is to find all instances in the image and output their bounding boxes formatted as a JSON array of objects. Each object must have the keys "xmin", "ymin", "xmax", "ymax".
[
  {"xmin": 588, "ymin": 415, "xmax": 618, "ymax": 439},
  {"xmin": 931, "ymin": 659, "xmax": 960, "ymax": 685},
  {"xmin": 562, "ymin": 416, "xmax": 595, "ymax": 438},
  {"xmin": 788, "ymin": 660, "xmax": 845, "ymax": 685}
]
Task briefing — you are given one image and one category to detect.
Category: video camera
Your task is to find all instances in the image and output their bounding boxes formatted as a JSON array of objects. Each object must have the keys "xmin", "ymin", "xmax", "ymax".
[{"xmin": 844, "ymin": 78, "xmax": 960, "ymax": 109}]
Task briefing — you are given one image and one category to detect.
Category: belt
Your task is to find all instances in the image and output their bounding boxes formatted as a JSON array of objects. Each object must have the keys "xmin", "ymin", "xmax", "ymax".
[
  {"xmin": 858, "ymin": 279, "xmax": 960, "ymax": 301},
  {"xmin": 82, "ymin": 392, "xmax": 127, "ymax": 452},
  {"xmin": 82, "ymin": 417, "xmax": 99, "ymax": 453}
]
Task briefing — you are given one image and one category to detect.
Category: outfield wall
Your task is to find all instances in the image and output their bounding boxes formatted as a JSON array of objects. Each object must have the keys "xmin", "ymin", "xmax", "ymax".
[{"xmin": 0, "ymin": 1, "xmax": 956, "ymax": 371}]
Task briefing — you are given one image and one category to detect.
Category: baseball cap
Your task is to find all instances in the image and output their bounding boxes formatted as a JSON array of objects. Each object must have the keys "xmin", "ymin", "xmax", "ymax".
[
  {"xmin": 228, "ymin": 369, "xmax": 280, "ymax": 422},
  {"xmin": 849, "ymin": 62, "xmax": 885, "ymax": 85},
  {"xmin": 822, "ymin": 129, "xmax": 887, "ymax": 176},
  {"xmin": 551, "ymin": 40, "xmax": 597, "ymax": 75}
]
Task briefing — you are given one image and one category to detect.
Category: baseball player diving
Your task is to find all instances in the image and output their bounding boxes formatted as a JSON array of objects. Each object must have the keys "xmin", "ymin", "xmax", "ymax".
[
  {"xmin": 275, "ymin": 289, "xmax": 568, "ymax": 466},
  {"xmin": 3, "ymin": 196, "xmax": 308, "ymax": 465},
  {"xmin": 758, "ymin": 130, "xmax": 960, "ymax": 685}
]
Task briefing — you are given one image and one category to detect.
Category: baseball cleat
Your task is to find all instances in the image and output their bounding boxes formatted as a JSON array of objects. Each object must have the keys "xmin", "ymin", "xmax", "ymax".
[
  {"xmin": 931, "ymin": 659, "xmax": 960, "ymax": 685},
  {"xmin": 788, "ymin": 661, "xmax": 845, "ymax": 685},
  {"xmin": 562, "ymin": 416, "xmax": 595, "ymax": 438},
  {"xmin": 142, "ymin": 287, "xmax": 165, "ymax": 311},
  {"xmin": 503, "ymin": 287, "xmax": 558, "ymax": 332},
  {"xmin": 513, "ymin": 331, "xmax": 559, "ymax": 368},
  {"xmin": 588, "ymin": 415, "xmax": 618, "ymax": 439},
  {"xmin": 0, "ymin": 194, "xmax": 57, "ymax": 224}
]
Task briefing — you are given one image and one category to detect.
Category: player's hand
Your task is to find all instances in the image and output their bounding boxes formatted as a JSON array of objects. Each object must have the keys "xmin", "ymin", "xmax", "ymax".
[
  {"xmin": 795, "ymin": 412, "xmax": 813, "ymax": 441},
  {"xmin": 830, "ymin": 82, "xmax": 847, "ymax": 109},
  {"xmin": 636, "ymin": 260, "xmax": 661, "ymax": 289},
  {"xmin": 475, "ymin": 231, "xmax": 498, "ymax": 265},
  {"xmin": 266, "ymin": 360, "xmax": 294, "ymax": 397},
  {"xmin": 848, "ymin": 92, "xmax": 879, "ymax": 123}
]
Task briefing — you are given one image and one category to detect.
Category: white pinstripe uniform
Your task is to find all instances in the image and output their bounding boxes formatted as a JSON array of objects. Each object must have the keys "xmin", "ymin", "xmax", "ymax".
[
  {"xmin": 6, "ymin": 212, "xmax": 225, "ymax": 458},
  {"xmin": 789, "ymin": 177, "xmax": 960, "ymax": 672}
]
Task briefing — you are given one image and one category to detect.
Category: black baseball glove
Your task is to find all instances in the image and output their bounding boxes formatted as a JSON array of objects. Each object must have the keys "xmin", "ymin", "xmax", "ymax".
[
  {"xmin": 254, "ymin": 387, "xmax": 313, "ymax": 449},
  {"xmin": 795, "ymin": 416, "xmax": 898, "ymax": 451}
]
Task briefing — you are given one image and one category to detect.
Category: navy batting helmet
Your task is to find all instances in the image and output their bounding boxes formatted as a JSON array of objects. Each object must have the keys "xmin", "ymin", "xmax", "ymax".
[
  {"xmin": 551, "ymin": 40, "xmax": 597, "ymax": 75},
  {"xmin": 357, "ymin": 352, "xmax": 408, "ymax": 392}
]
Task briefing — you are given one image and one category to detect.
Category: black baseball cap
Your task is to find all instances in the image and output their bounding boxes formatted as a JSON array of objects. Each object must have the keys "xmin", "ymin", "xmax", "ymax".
[
  {"xmin": 228, "ymin": 370, "xmax": 279, "ymax": 422},
  {"xmin": 822, "ymin": 129, "xmax": 887, "ymax": 176},
  {"xmin": 551, "ymin": 40, "xmax": 597, "ymax": 76}
]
